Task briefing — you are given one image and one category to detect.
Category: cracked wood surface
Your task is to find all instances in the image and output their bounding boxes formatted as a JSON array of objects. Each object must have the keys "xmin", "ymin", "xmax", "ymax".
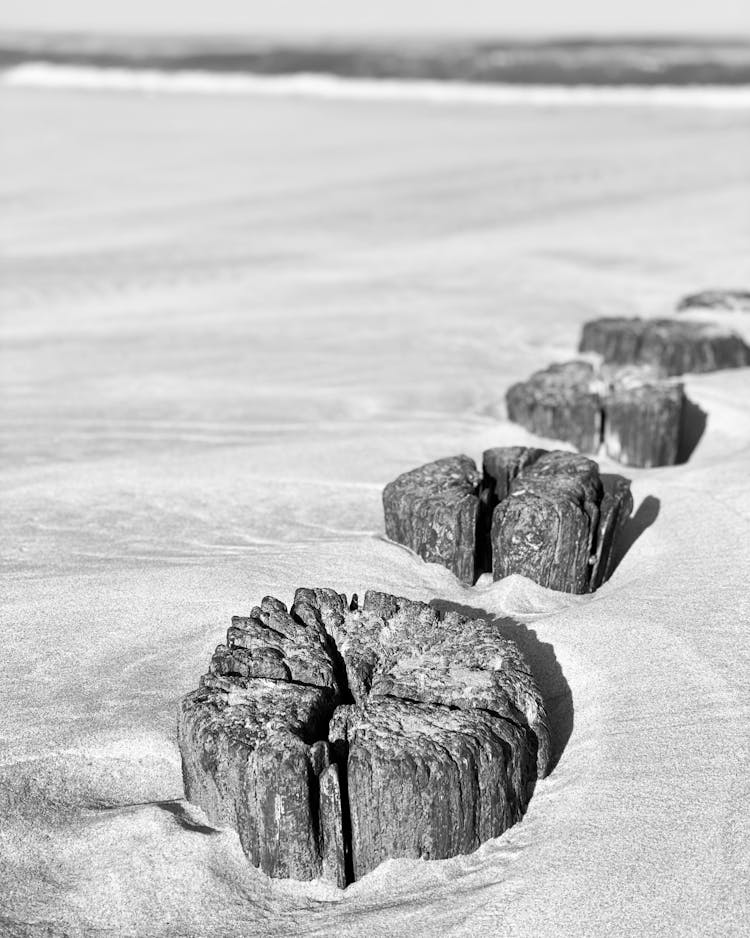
[
  {"xmin": 178, "ymin": 589, "xmax": 550, "ymax": 885},
  {"xmin": 383, "ymin": 447, "xmax": 632, "ymax": 592}
]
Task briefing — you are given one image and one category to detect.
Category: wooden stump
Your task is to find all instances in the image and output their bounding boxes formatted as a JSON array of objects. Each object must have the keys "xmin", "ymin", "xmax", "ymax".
[
  {"xmin": 490, "ymin": 449, "xmax": 632, "ymax": 593},
  {"xmin": 505, "ymin": 361, "xmax": 602, "ymax": 453},
  {"xmin": 677, "ymin": 290, "xmax": 750, "ymax": 313},
  {"xmin": 505, "ymin": 359, "xmax": 687, "ymax": 468},
  {"xmin": 177, "ymin": 595, "xmax": 343, "ymax": 884},
  {"xmin": 604, "ymin": 375, "xmax": 684, "ymax": 468},
  {"xmin": 382, "ymin": 447, "xmax": 632, "ymax": 593},
  {"xmin": 578, "ymin": 316, "xmax": 750, "ymax": 376},
  {"xmin": 178, "ymin": 590, "xmax": 550, "ymax": 886},
  {"xmin": 382, "ymin": 455, "xmax": 481, "ymax": 584}
]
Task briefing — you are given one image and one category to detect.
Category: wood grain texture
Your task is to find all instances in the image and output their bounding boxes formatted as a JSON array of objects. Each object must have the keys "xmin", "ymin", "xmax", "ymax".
[
  {"xmin": 505, "ymin": 361, "xmax": 602, "ymax": 453},
  {"xmin": 382, "ymin": 455, "xmax": 481, "ymax": 584},
  {"xmin": 383, "ymin": 448, "xmax": 632, "ymax": 593},
  {"xmin": 490, "ymin": 450, "xmax": 631, "ymax": 593},
  {"xmin": 578, "ymin": 317, "xmax": 750, "ymax": 375},
  {"xmin": 506, "ymin": 359, "xmax": 687, "ymax": 467},
  {"xmin": 178, "ymin": 589, "xmax": 550, "ymax": 885},
  {"xmin": 604, "ymin": 377, "xmax": 684, "ymax": 467}
]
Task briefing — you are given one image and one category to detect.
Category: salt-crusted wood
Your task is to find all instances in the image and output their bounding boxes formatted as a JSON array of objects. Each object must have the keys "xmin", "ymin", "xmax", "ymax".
[
  {"xmin": 505, "ymin": 359, "xmax": 686, "ymax": 468},
  {"xmin": 578, "ymin": 316, "xmax": 750, "ymax": 375},
  {"xmin": 178, "ymin": 589, "xmax": 550, "ymax": 886},
  {"xmin": 382, "ymin": 448, "xmax": 632, "ymax": 593},
  {"xmin": 505, "ymin": 361, "xmax": 602, "ymax": 453},
  {"xmin": 382, "ymin": 455, "xmax": 481, "ymax": 584},
  {"xmin": 676, "ymin": 290, "xmax": 750, "ymax": 313}
]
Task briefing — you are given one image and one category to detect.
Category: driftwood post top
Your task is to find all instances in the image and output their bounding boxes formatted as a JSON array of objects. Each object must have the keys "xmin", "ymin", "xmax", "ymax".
[
  {"xmin": 505, "ymin": 359, "xmax": 685, "ymax": 467},
  {"xmin": 383, "ymin": 446, "xmax": 632, "ymax": 592},
  {"xmin": 676, "ymin": 290, "xmax": 750, "ymax": 313},
  {"xmin": 505, "ymin": 361, "xmax": 603, "ymax": 454},
  {"xmin": 178, "ymin": 589, "xmax": 550, "ymax": 886},
  {"xmin": 488, "ymin": 448, "xmax": 631, "ymax": 593},
  {"xmin": 578, "ymin": 316, "xmax": 750, "ymax": 375}
]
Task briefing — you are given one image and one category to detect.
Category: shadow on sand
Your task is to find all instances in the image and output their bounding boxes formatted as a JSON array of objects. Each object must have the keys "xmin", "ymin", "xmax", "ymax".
[
  {"xmin": 676, "ymin": 397, "xmax": 708, "ymax": 464},
  {"xmin": 155, "ymin": 799, "xmax": 220, "ymax": 835},
  {"xmin": 90, "ymin": 797, "xmax": 220, "ymax": 835},
  {"xmin": 429, "ymin": 599, "xmax": 574, "ymax": 774},
  {"xmin": 608, "ymin": 493, "xmax": 661, "ymax": 573}
]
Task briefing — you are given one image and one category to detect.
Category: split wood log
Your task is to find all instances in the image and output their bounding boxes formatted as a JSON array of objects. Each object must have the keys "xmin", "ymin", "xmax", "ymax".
[
  {"xmin": 178, "ymin": 590, "xmax": 550, "ymax": 886},
  {"xmin": 382, "ymin": 447, "xmax": 632, "ymax": 593},
  {"xmin": 505, "ymin": 361, "xmax": 602, "ymax": 453},
  {"xmin": 488, "ymin": 449, "xmax": 632, "ymax": 593},
  {"xmin": 603, "ymin": 373, "xmax": 684, "ymax": 467},
  {"xmin": 177, "ymin": 595, "xmax": 343, "ymax": 884},
  {"xmin": 505, "ymin": 360, "xmax": 686, "ymax": 468},
  {"xmin": 382, "ymin": 455, "xmax": 481, "ymax": 584}
]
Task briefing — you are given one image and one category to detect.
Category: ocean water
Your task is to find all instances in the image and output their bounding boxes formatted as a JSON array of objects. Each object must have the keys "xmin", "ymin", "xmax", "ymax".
[{"xmin": 2, "ymin": 35, "xmax": 750, "ymax": 107}]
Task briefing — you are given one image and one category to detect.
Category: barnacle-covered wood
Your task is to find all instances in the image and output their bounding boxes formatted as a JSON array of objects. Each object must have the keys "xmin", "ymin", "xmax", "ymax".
[
  {"xmin": 382, "ymin": 455, "xmax": 481, "ymax": 584},
  {"xmin": 505, "ymin": 361, "xmax": 602, "ymax": 452},
  {"xmin": 677, "ymin": 290, "xmax": 750, "ymax": 313},
  {"xmin": 578, "ymin": 316, "xmax": 750, "ymax": 375},
  {"xmin": 491, "ymin": 450, "xmax": 632, "ymax": 593},
  {"xmin": 604, "ymin": 376, "xmax": 684, "ymax": 467},
  {"xmin": 178, "ymin": 588, "xmax": 550, "ymax": 886}
]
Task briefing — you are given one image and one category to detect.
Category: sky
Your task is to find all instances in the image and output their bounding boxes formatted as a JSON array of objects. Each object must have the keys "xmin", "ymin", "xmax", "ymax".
[{"xmin": 2, "ymin": 0, "xmax": 750, "ymax": 38}]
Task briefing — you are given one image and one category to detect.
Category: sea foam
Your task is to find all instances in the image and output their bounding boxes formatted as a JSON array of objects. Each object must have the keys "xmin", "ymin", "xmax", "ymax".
[{"xmin": 5, "ymin": 62, "xmax": 750, "ymax": 108}]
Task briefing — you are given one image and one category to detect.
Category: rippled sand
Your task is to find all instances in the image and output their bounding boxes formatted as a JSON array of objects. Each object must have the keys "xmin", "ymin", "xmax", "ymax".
[{"xmin": 1, "ymin": 87, "xmax": 749, "ymax": 937}]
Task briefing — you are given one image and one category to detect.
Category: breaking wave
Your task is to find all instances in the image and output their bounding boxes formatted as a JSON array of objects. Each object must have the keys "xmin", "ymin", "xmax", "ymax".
[{"xmin": 5, "ymin": 62, "xmax": 750, "ymax": 108}]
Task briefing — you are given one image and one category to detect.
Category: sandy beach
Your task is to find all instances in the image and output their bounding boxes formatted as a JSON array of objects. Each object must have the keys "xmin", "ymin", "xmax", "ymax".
[{"xmin": 1, "ymin": 85, "xmax": 749, "ymax": 936}]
